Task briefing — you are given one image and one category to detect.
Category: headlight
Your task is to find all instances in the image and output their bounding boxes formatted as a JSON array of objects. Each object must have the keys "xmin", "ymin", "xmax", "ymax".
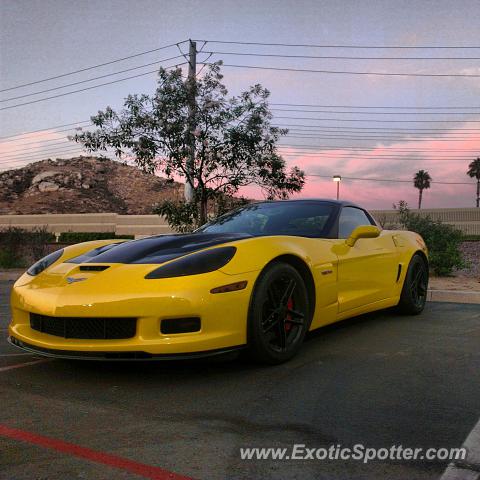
[
  {"xmin": 26, "ymin": 249, "xmax": 64, "ymax": 276},
  {"xmin": 145, "ymin": 246, "xmax": 236, "ymax": 279}
]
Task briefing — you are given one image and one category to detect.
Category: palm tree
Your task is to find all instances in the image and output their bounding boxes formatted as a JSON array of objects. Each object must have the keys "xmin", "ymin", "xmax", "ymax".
[
  {"xmin": 467, "ymin": 158, "xmax": 480, "ymax": 208},
  {"xmin": 413, "ymin": 170, "xmax": 432, "ymax": 209}
]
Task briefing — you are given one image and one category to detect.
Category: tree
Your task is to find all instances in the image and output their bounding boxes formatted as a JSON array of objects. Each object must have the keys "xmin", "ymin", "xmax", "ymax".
[
  {"xmin": 467, "ymin": 157, "xmax": 480, "ymax": 208},
  {"xmin": 413, "ymin": 170, "xmax": 432, "ymax": 209},
  {"xmin": 72, "ymin": 62, "xmax": 305, "ymax": 230}
]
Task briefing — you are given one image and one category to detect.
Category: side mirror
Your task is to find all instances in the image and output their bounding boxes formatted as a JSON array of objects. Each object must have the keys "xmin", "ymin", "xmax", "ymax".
[{"xmin": 346, "ymin": 225, "xmax": 381, "ymax": 247}]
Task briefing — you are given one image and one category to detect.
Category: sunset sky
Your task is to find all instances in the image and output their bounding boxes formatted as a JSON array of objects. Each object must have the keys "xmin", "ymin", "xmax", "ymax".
[{"xmin": 1, "ymin": 0, "xmax": 480, "ymax": 209}]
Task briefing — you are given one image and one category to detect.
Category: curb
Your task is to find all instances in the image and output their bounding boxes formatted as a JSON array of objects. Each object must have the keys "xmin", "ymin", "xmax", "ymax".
[{"xmin": 428, "ymin": 290, "xmax": 480, "ymax": 305}]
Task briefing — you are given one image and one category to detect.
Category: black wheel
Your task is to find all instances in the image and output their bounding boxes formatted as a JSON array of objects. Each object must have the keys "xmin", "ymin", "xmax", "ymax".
[
  {"xmin": 247, "ymin": 262, "xmax": 310, "ymax": 364},
  {"xmin": 397, "ymin": 254, "xmax": 429, "ymax": 315}
]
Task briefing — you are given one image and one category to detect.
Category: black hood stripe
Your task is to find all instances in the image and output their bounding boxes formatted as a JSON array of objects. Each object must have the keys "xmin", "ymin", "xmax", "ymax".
[{"xmin": 67, "ymin": 233, "xmax": 252, "ymax": 265}]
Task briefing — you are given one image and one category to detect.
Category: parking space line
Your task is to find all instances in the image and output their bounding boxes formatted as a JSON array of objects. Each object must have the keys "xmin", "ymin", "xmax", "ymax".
[
  {"xmin": 440, "ymin": 417, "xmax": 480, "ymax": 479},
  {"xmin": 0, "ymin": 424, "xmax": 192, "ymax": 480},
  {"xmin": 0, "ymin": 353, "xmax": 33, "ymax": 357},
  {"xmin": 0, "ymin": 359, "xmax": 51, "ymax": 372}
]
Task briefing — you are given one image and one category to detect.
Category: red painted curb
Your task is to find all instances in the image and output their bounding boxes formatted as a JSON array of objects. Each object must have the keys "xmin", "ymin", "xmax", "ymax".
[{"xmin": 0, "ymin": 424, "xmax": 193, "ymax": 480}]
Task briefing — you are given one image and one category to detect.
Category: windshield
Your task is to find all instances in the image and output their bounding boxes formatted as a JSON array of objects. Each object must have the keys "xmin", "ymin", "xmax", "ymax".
[{"xmin": 198, "ymin": 202, "xmax": 336, "ymax": 238}]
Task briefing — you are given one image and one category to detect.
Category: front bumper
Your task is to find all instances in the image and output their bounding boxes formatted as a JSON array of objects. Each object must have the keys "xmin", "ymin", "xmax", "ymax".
[
  {"xmin": 8, "ymin": 267, "xmax": 258, "ymax": 358},
  {"xmin": 8, "ymin": 336, "xmax": 244, "ymax": 361}
]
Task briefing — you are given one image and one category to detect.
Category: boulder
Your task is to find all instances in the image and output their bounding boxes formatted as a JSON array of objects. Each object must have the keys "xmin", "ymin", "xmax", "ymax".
[
  {"xmin": 31, "ymin": 171, "xmax": 60, "ymax": 185},
  {"xmin": 37, "ymin": 181, "xmax": 60, "ymax": 192}
]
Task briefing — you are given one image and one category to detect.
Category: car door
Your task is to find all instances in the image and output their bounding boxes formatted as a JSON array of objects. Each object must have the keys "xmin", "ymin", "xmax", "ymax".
[{"xmin": 333, "ymin": 206, "xmax": 399, "ymax": 313}]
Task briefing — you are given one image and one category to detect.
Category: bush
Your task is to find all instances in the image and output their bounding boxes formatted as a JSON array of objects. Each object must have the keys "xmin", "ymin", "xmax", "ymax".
[
  {"xmin": 0, "ymin": 227, "xmax": 54, "ymax": 268},
  {"xmin": 154, "ymin": 200, "xmax": 199, "ymax": 233},
  {"xmin": 0, "ymin": 229, "xmax": 133, "ymax": 269},
  {"xmin": 58, "ymin": 232, "xmax": 133, "ymax": 243},
  {"xmin": 394, "ymin": 202, "xmax": 465, "ymax": 276}
]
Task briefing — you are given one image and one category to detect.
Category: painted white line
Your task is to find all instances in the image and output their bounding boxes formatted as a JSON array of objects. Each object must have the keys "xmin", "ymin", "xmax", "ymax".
[
  {"xmin": 440, "ymin": 418, "xmax": 480, "ymax": 480},
  {"xmin": 463, "ymin": 419, "xmax": 480, "ymax": 468},
  {"xmin": 0, "ymin": 353, "xmax": 33, "ymax": 357},
  {"xmin": 0, "ymin": 359, "xmax": 51, "ymax": 373},
  {"xmin": 440, "ymin": 466, "xmax": 479, "ymax": 480}
]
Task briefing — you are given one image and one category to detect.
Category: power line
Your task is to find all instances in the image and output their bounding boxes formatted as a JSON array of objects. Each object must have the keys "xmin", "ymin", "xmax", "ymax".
[
  {"xmin": 0, "ymin": 145, "xmax": 87, "ymax": 161},
  {"xmin": 284, "ymin": 135, "xmax": 479, "ymax": 142},
  {"xmin": 274, "ymin": 116, "xmax": 480, "ymax": 123},
  {"xmin": 0, "ymin": 126, "xmax": 93, "ymax": 146},
  {"xmin": 196, "ymin": 40, "xmax": 480, "ymax": 49},
  {"xmin": 279, "ymin": 153, "xmax": 475, "ymax": 160},
  {"xmin": 0, "ymin": 61, "xmax": 188, "ymax": 111},
  {"xmin": 0, "ymin": 54, "xmax": 187, "ymax": 103},
  {"xmin": 278, "ymin": 148, "xmax": 477, "ymax": 157},
  {"xmin": 1, "ymin": 140, "xmax": 76, "ymax": 155},
  {"xmin": 272, "ymin": 123, "xmax": 480, "ymax": 131},
  {"xmin": 0, "ymin": 40, "xmax": 188, "ymax": 93},
  {"xmin": 208, "ymin": 50, "xmax": 480, "ymax": 60},
  {"xmin": 0, "ymin": 121, "xmax": 91, "ymax": 141},
  {"xmin": 285, "ymin": 130, "xmax": 480, "ymax": 138},
  {"xmin": 277, "ymin": 144, "xmax": 478, "ymax": 153},
  {"xmin": 208, "ymin": 62, "xmax": 480, "ymax": 78},
  {"xmin": 270, "ymin": 102, "xmax": 480, "ymax": 110},
  {"xmin": 282, "ymin": 153, "xmax": 470, "ymax": 162},
  {"xmin": 270, "ymin": 108, "xmax": 480, "ymax": 116},
  {"xmin": 306, "ymin": 174, "xmax": 473, "ymax": 185},
  {"xmin": 0, "ymin": 147, "xmax": 86, "ymax": 165},
  {"xmin": 279, "ymin": 144, "xmax": 480, "ymax": 153},
  {"xmin": 282, "ymin": 126, "xmax": 480, "ymax": 134}
]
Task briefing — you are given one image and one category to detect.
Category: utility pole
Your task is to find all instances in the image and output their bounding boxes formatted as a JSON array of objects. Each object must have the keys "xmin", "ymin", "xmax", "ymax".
[{"xmin": 184, "ymin": 40, "xmax": 196, "ymax": 202}]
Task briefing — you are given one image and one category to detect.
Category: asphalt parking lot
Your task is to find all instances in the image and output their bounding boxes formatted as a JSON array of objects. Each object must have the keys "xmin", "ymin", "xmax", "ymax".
[{"xmin": 0, "ymin": 279, "xmax": 479, "ymax": 480}]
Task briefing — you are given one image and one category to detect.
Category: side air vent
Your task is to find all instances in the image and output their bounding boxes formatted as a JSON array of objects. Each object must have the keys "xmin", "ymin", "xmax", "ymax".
[
  {"xmin": 79, "ymin": 265, "xmax": 110, "ymax": 272},
  {"xmin": 396, "ymin": 264, "xmax": 402, "ymax": 282}
]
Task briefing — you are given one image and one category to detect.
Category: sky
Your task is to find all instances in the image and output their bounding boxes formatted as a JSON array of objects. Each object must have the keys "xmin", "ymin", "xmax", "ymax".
[{"xmin": 1, "ymin": 0, "xmax": 480, "ymax": 209}]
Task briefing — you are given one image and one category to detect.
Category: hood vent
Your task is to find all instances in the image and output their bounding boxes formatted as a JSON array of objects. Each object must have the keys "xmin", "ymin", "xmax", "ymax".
[{"xmin": 79, "ymin": 265, "xmax": 110, "ymax": 272}]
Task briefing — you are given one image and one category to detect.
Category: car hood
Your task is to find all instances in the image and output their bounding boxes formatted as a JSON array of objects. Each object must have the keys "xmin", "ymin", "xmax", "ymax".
[{"xmin": 66, "ymin": 232, "xmax": 253, "ymax": 265}]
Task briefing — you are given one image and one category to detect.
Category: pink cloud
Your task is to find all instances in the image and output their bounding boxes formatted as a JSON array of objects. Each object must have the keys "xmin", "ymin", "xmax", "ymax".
[{"xmin": 239, "ymin": 123, "xmax": 480, "ymax": 208}]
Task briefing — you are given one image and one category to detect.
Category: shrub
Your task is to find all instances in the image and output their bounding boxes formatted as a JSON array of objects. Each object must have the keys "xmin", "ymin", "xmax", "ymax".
[
  {"xmin": 394, "ymin": 202, "xmax": 465, "ymax": 276},
  {"xmin": 0, "ymin": 229, "xmax": 133, "ymax": 269},
  {"xmin": 0, "ymin": 227, "xmax": 54, "ymax": 268},
  {"xmin": 154, "ymin": 195, "xmax": 251, "ymax": 233},
  {"xmin": 58, "ymin": 232, "xmax": 133, "ymax": 243}
]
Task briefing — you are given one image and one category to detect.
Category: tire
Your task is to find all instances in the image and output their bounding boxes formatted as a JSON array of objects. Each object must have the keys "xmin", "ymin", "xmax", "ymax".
[
  {"xmin": 397, "ymin": 253, "xmax": 429, "ymax": 315},
  {"xmin": 247, "ymin": 262, "xmax": 310, "ymax": 364}
]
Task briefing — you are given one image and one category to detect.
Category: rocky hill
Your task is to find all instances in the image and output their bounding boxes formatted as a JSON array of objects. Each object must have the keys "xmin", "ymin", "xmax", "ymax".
[{"xmin": 0, "ymin": 156, "xmax": 183, "ymax": 215}]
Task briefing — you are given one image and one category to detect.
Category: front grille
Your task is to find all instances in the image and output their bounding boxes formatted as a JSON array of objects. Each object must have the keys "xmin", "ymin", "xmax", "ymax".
[{"xmin": 30, "ymin": 313, "xmax": 136, "ymax": 339}]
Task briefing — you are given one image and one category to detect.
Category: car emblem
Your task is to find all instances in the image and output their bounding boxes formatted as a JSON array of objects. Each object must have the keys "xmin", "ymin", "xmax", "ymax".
[{"xmin": 66, "ymin": 277, "xmax": 88, "ymax": 284}]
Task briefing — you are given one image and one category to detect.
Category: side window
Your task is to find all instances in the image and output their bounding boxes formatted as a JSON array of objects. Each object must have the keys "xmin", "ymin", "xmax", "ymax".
[{"xmin": 338, "ymin": 207, "xmax": 373, "ymax": 238}]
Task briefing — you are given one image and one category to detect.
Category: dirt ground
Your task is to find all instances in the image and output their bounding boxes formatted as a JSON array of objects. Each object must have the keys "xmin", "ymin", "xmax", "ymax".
[{"xmin": 430, "ymin": 275, "xmax": 480, "ymax": 292}]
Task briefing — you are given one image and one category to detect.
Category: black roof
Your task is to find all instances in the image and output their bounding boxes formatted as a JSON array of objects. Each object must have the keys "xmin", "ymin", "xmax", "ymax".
[{"xmin": 250, "ymin": 198, "xmax": 362, "ymax": 209}]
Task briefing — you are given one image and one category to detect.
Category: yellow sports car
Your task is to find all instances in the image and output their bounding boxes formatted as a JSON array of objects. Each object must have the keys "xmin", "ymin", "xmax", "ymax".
[{"xmin": 8, "ymin": 200, "xmax": 428, "ymax": 364}]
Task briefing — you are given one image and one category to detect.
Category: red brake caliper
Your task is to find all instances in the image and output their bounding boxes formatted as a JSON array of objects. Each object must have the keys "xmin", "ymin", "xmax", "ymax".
[{"xmin": 285, "ymin": 297, "xmax": 294, "ymax": 331}]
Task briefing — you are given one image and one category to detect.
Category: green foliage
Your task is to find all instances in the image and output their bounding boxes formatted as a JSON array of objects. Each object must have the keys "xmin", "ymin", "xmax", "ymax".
[
  {"xmin": 0, "ymin": 229, "xmax": 134, "ymax": 269},
  {"xmin": 154, "ymin": 194, "xmax": 251, "ymax": 233},
  {"xmin": 394, "ymin": 201, "xmax": 465, "ymax": 276},
  {"xmin": 73, "ymin": 62, "xmax": 305, "ymax": 230},
  {"xmin": 154, "ymin": 200, "xmax": 199, "ymax": 233},
  {"xmin": 58, "ymin": 232, "xmax": 133, "ymax": 243},
  {"xmin": 0, "ymin": 227, "xmax": 54, "ymax": 268},
  {"xmin": 214, "ymin": 195, "xmax": 251, "ymax": 218}
]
